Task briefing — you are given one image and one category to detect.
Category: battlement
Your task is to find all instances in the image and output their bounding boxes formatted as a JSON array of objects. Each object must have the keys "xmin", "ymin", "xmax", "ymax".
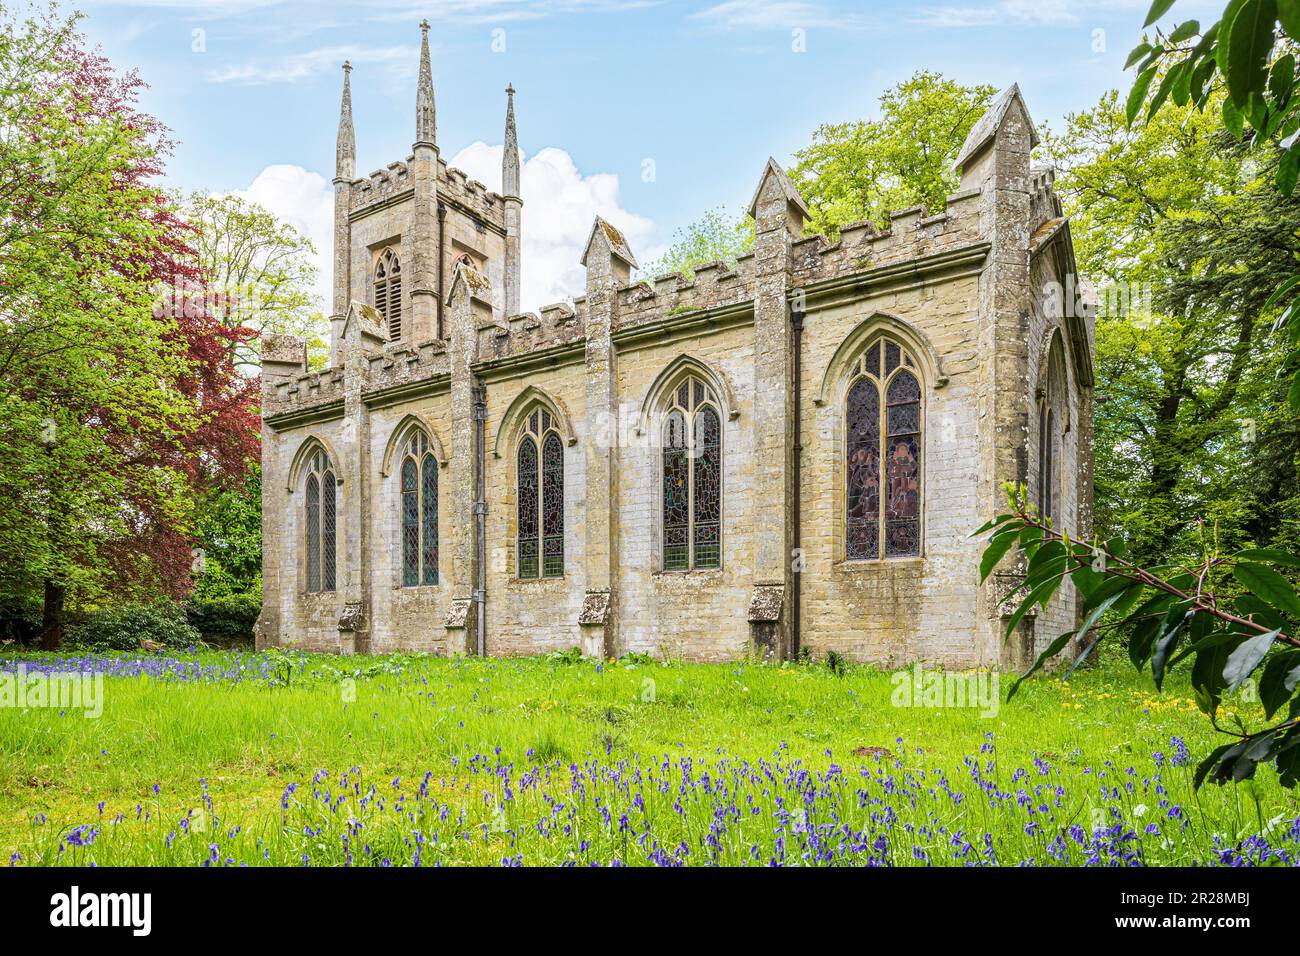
[
  {"xmin": 362, "ymin": 338, "xmax": 451, "ymax": 397},
  {"xmin": 791, "ymin": 186, "xmax": 984, "ymax": 287},
  {"xmin": 350, "ymin": 161, "xmax": 412, "ymax": 211},
  {"xmin": 615, "ymin": 257, "xmax": 755, "ymax": 332},
  {"xmin": 265, "ymin": 367, "xmax": 346, "ymax": 419},
  {"xmin": 438, "ymin": 159, "xmax": 506, "ymax": 227},
  {"xmin": 478, "ymin": 302, "xmax": 584, "ymax": 360},
  {"xmin": 1029, "ymin": 165, "xmax": 1063, "ymax": 233}
]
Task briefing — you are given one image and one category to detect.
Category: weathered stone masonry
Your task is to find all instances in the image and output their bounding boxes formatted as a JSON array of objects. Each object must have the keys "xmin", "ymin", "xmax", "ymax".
[{"xmin": 255, "ymin": 27, "xmax": 1095, "ymax": 668}]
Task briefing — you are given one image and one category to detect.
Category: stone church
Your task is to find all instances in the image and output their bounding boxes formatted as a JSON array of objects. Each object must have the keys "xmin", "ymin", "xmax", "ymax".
[{"xmin": 255, "ymin": 22, "xmax": 1095, "ymax": 667}]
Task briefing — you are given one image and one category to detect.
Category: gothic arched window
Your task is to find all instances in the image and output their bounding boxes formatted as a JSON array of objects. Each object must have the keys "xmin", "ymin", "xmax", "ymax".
[
  {"xmin": 304, "ymin": 449, "xmax": 337, "ymax": 592},
  {"xmin": 375, "ymin": 249, "xmax": 403, "ymax": 341},
  {"xmin": 1038, "ymin": 405, "xmax": 1056, "ymax": 525},
  {"xmin": 399, "ymin": 430, "xmax": 438, "ymax": 587},
  {"xmin": 517, "ymin": 408, "xmax": 564, "ymax": 579},
  {"xmin": 845, "ymin": 337, "xmax": 922, "ymax": 560},
  {"xmin": 662, "ymin": 375, "xmax": 722, "ymax": 571}
]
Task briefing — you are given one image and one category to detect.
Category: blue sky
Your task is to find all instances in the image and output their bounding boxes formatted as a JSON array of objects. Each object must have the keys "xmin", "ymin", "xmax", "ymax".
[{"xmin": 72, "ymin": 0, "xmax": 1215, "ymax": 308}]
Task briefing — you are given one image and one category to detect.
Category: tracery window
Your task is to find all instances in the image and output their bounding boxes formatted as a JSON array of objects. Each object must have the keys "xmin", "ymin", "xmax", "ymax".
[
  {"xmin": 399, "ymin": 430, "xmax": 438, "ymax": 587},
  {"xmin": 517, "ymin": 408, "xmax": 564, "ymax": 579},
  {"xmin": 304, "ymin": 449, "xmax": 337, "ymax": 593},
  {"xmin": 1038, "ymin": 405, "xmax": 1056, "ymax": 525},
  {"xmin": 374, "ymin": 249, "xmax": 403, "ymax": 341},
  {"xmin": 845, "ymin": 337, "xmax": 922, "ymax": 560},
  {"xmin": 662, "ymin": 375, "xmax": 722, "ymax": 571}
]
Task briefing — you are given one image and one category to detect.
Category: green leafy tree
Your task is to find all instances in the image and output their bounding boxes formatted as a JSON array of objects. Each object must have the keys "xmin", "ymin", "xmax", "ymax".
[
  {"xmin": 1044, "ymin": 90, "xmax": 1297, "ymax": 563},
  {"xmin": 0, "ymin": 5, "xmax": 256, "ymax": 645},
  {"xmin": 638, "ymin": 207, "xmax": 754, "ymax": 281},
  {"xmin": 789, "ymin": 71, "xmax": 996, "ymax": 236},
  {"xmin": 183, "ymin": 192, "xmax": 328, "ymax": 370}
]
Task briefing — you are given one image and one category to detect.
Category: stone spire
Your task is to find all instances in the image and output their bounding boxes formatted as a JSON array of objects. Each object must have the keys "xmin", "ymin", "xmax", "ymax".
[
  {"xmin": 415, "ymin": 20, "xmax": 436, "ymax": 147},
  {"xmin": 502, "ymin": 83, "xmax": 520, "ymax": 199},
  {"xmin": 335, "ymin": 61, "xmax": 355, "ymax": 180}
]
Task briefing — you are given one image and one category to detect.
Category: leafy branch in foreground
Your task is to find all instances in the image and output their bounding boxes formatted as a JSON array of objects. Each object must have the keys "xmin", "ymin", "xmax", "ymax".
[{"xmin": 978, "ymin": 482, "xmax": 1300, "ymax": 789}]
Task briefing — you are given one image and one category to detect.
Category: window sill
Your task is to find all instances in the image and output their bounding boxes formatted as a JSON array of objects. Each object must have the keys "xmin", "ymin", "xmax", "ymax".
[
  {"xmin": 653, "ymin": 567, "xmax": 724, "ymax": 579},
  {"xmin": 832, "ymin": 556, "xmax": 925, "ymax": 572}
]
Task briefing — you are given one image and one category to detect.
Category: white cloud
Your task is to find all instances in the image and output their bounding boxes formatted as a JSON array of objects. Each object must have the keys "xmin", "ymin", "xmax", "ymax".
[
  {"xmin": 690, "ymin": 0, "xmax": 870, "ymax": 30},
  {"xmin": 448, "ymin": 142, "xmax": 660, "ymax": 312},
  {"xmin": 912, "ymin": 0, "xmax": 1142, "ymax": 28},
  {"xmin": 233, "ymin": 164, "xmax": 335, "ymax": 308},
  {"xmin": 233, "ymin": 146, "xmax": 659, "ymax": 320},
  {"xmin": 209, "ymin": 44, "xmax": 416, "ymax": 85}
]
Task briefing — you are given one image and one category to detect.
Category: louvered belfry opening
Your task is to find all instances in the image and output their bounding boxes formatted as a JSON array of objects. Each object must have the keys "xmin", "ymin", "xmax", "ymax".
[{"xmin": 374, "ymin": 248, "xmax": 403, "ymax": 341}]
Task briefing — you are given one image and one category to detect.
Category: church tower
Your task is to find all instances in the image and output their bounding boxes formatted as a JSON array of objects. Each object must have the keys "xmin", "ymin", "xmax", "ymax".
[{"xmin": 328, "ymin": 21, "xmax": 515, "ymax": 362}]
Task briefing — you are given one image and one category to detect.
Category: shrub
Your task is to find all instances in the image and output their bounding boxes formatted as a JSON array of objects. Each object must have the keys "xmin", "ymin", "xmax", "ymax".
[
  {"xmin": 185, "ymin": 592, "xmax": 260, "ymax": 644},
  {"xmin": 68, "ymin": 603, "xmax": 201, "ymax": 651}
]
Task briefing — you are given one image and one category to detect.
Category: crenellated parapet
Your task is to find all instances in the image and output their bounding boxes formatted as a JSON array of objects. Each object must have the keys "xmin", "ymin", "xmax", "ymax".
[
  {"xmin": 350, "ymin": 162, "xmax": 412, "ymax": 212},
  {"xmin": 614, "ymin": 257, "xmax": 756, "ymax": 332},
  {"xmin": 790, "ymin": 187, "xmax": 985, "ymax": 288},
  {"xmin": 361, "ymin": 339, "xmax": 451, "ymax": 399},
  {"xmin": 477, "ymin": 302, "xmax": 585, "ymax": 360},
  {"xmin": 265, "ymin": 366, "xmax": 347, "ymax": 420},
  {"xmin": 438, "ymin": 161, "xmax": 506, "ymax": 227}
]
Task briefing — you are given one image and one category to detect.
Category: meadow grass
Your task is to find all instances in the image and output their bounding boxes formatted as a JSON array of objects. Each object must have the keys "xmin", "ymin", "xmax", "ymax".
[{"xmin": 0, "ymin": 648, "xmax": 1296, "ymax": 866}]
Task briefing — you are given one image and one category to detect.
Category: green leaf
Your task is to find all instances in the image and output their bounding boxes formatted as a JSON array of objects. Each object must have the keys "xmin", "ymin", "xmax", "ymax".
[
  {"xmin": 1236, "ymin": 545, "xmax": 1300, "ymax": 566},
  {"xmin": 1259, "ymin": 648, "xmax": 1300, "ymax": 718},
  {"xmin": 1125, "ymin": 42, "xmax": 1154, "ymax": 69},
  {"xmin": 1262, "ymin": 275, "xmax": 1300, "ymax": 311},
  {"xmin": 1269, "ymin": 52, "xmax": 1296, "ymax": 98},
  {"xmin": 1223, "ymin": 628, "xmax": 1279, "ymax": 687},
  {"xmin": 1234, "ymin": 561, "xmax": 1300, "ymax": 617},
  {"xmin": 979, "ymin": 527, "xmax": 1021, "ymax": 583},
  {"xmin": 1223, "ymin": 95, "xmax": 1246, "ymax": 137},
  {"xmin": 1226, "ymin": 0, "xmax": 1280, "ymax": 106},
  {"xmin": 1128, "ymin": 66, "xmax": 1159, "ymax": 125},
  {"xmin": 1194, "ymin": 743, "xmax": 1236, "ymax": 788},
  {"xmin": 1005, "ymin": 631, "xmax": 1073, "ymax": 702},
  {"xmin": 1279, "ymin": 145, "xmax": 1300, "ymax": 196},
  {"xmin": 1192, "ymin": 635, "xmax": 1243, "ymax": 715},
  {"xmin": 1003, "ymin": 574, "xmax": 1063, "ymax": 640},
  {"xmin": 1152, "ymin": 608, "xmax": 1192, "ymax": 689},
  {"xmin": 1144, "ymin": 0, "xmax": 1178, "ymax": 26},
  {"xmin": 1281, "ymin": 0, "xmax": 1300, "ymax": 39},
  {"xmin": 1218, "ymin": 0, "xmax": 1252, "ymax": 76},
  {"xmin": 1169, "ymin": 19, "xmax": 1201, "ymax": 42}
]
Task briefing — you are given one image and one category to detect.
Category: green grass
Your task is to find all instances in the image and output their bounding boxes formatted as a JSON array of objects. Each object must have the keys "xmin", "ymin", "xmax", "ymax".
[{"xmin": 0, "ymin": 648, "xmax": 1296, "ymax": 866}]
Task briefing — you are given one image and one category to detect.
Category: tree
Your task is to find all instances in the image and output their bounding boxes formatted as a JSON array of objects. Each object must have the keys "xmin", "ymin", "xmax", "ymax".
[
  {"xmin": 652, "ymin": 71, "xmax": 995, "ymax": 279},
  {"xmin": 789, "ymin": 71, "xmax": 996, "ymax": 237},
  {"xmin": 182, "ymin": 192, "xmax": 327, "ymax": 371},
  {"xmin": 638, "ymin": 207, "xmax": 753, "ymax": 281},
  {"xmin": 1043, "ymin": 90, "xmax": 1296, "ymax": 564},
  {"xmin": 0, "ymin": 5, "xmax": 257, "ymax": 644}
]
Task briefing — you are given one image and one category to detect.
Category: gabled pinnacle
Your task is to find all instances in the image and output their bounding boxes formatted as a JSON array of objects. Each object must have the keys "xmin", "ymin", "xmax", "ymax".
[
  {"xmin": 502, "ymin": 83, "xmax": 520, "ymax": 199},
  {"xmin": 336, "ymin": 61, "xmax": 355, "ymax": 180},
  {"xmin": 415, "ymin": 20, "xmax": 436, "ymax": 147}
]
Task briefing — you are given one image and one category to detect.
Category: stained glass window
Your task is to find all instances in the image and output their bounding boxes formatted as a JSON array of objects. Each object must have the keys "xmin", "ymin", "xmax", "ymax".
[
  {"xmin": 422, "ymin": 452, "xmax": 438, "ymax": 585},
  {"xmin": 375, "ymin": 249, "xmax": 403, "ymax": 341},
  {"xmin": 397, "ymin": 430, "xmax": 437, "ymax": 587},
  {"xmin": 517, "ymin": 437, "xmax": 539, "ymax": 578},
  {"xmin": 542, "ymin": 434, "xmax": 564, "ymax": 577},
  {"xmin": 661, "ymin": 375, "xmax": 723, "ymax": 570},
  {"xmin": 845, "ymin": 337, "xmax": 923, "ymax": 560},
  {"xmin": 306, "ymin": 474, "xmax": 321, "ymax": 592},
  {"xmin": 1038, "ymin": 406, "xmax": 1055, "ymax": 525},
  {"xmin": 662, "ymin": 410, "xmax": 689, "ymax": 571},
  {"xmin": 401, "ymin": 457, "xmax": 419, "ymax": 586},
  {"xmin": 304, "ymin": 449, "xmax": 337, "ymax": 593},
  {"xmin": 517, "ymin": 408, "xmax": 563, "ymax": 578}
]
